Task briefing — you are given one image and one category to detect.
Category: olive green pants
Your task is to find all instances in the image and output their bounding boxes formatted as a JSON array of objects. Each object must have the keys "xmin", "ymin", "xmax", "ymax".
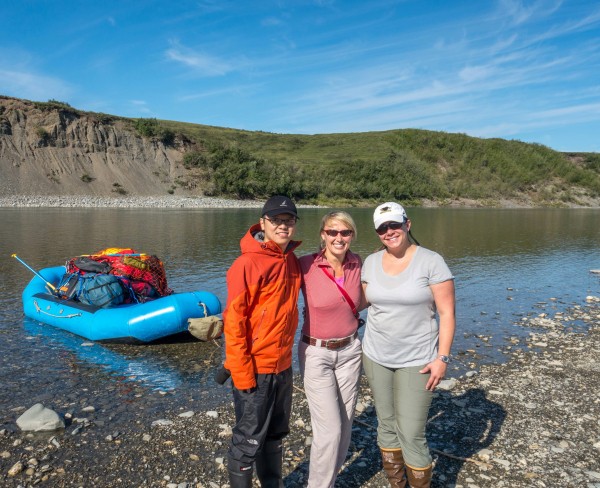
[{"xmin": 363, "ymin": 354, "xmax": 433, "ymax": 468}]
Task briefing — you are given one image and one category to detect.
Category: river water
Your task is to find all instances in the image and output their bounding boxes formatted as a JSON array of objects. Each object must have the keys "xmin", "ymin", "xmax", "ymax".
[{"xmin": 0, "ymin": 207, "xmax": 598, "ymax": 415}]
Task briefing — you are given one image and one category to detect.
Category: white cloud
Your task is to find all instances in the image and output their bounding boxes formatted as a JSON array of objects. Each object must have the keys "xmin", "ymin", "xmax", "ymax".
[
  {"xmin": 531, "ymin": 102, "xmax": 600, "ymax": 119},
  {"xmin": 261, "ymin": 17, "xmax": 283, "ymax": 27},
  {"xmin": 272, "ymin": 0, "xmax": 600, "ymax": 137},
  {"xmin": 458, "ymin": 65, "xmax": 495, "ymax": 83},
  {"xmin": 177, "ymin": 83, "xmax": 262, "ymax": 102},
  {"xmin": 488, "ymin": 33, "xmax": 519, "ymax": 54},
  {"xmin": 0, "ymin": 68, "xmax": 71, "ymax": 101},
  {"xmin": 497, "ymin": 0, "xmax": 563, "ymax": 27},
  {"xmin": 128, "ymin": 100, "xmax": 152, "ymax": 115},
  {"xmin": 165, "ymin": 42, "xmax": 233, "ymax": 76}
]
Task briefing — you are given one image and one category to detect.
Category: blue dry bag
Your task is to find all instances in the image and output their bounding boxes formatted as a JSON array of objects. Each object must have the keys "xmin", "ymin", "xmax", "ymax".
[{"xmin": 76, "ymin": 273, "xmax": 125, "ymax": 308}]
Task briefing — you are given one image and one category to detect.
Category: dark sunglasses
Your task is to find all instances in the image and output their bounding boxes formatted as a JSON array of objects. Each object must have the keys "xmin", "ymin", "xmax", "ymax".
[
  {"xmin": 324, "ymin": 229, "xmax": 353, "ymax": 237},
  {"xmin": 376, "ymin": 221, "xmax": 404, "ymax": 235}
]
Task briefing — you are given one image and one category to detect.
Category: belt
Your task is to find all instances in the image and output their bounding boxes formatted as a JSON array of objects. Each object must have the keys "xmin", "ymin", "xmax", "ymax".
[{"xmin": 302, "ymin": 331, "xmax": 358, "ymax": 350}]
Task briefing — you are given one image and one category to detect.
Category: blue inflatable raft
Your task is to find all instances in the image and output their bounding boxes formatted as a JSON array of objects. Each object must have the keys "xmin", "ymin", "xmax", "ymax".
[{"xmin": 22, "ymin": 266, "xmax": 222, "ymax": 343}]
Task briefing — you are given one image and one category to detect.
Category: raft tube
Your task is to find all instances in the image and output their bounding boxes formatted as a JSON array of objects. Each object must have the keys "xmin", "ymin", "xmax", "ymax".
[{"xmin": 22, "ymin": 266, "xmax": 222, "ymax": 343}]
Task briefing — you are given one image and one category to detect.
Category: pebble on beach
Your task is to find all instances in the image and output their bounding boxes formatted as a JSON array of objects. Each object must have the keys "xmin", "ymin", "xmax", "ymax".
[{"xmin": 0, "ymin": 299, "xmax": 598, "ymax": 487}]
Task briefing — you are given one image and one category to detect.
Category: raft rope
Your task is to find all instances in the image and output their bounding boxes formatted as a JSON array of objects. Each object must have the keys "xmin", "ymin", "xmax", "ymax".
[
  {"xmin": 34, "ymin": 300, "xmax": 82, "ymax": 319},
  {"xmin": 31, "ymin": 299, "xmax": 207, "ymax": 321}
]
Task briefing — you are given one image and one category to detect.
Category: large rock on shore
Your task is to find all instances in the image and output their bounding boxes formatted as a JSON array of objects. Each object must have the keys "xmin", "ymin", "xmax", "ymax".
[{"xmin": 16, "ymin": 404, "xmax": 64, "ymax": 432}]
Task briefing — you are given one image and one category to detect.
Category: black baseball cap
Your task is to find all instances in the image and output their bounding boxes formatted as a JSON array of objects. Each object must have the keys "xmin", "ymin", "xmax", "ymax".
[{"xmin": 261, "ymin": 195, "xmax": 298, "ymax": 218}]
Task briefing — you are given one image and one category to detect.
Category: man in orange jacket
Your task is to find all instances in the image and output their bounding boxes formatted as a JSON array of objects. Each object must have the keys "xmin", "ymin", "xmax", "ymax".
[{"xmin": 224, "ymin": 195, "xmax": 302, "ymax": 488}]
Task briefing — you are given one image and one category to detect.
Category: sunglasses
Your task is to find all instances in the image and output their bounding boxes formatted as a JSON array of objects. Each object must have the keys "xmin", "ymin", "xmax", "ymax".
[
  {"xmin": 264, "ymin": 216, "xmax": 297, "ymax": 226},
  {"xmin": 323, "ymin": 229, "xmax": 353, "ymax": 237},
  {"xmin": 376, "ymin": 221, "xmax": 404, "ymax": 235}
]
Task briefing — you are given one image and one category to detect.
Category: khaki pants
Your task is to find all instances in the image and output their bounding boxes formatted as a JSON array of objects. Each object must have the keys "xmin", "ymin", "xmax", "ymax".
[
  {"xmin": 362, "ymin": 354, "xmax": 433, "ymax": 468},
  {"xmin": 299, "ymin": 337, "xmax": 362, "ymax": 488}
]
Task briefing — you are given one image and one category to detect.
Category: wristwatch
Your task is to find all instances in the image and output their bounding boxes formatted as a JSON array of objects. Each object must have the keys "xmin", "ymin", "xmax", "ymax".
[{"xmin": 437, "ymin": 355, "xmax": 451, "ymax": 364}]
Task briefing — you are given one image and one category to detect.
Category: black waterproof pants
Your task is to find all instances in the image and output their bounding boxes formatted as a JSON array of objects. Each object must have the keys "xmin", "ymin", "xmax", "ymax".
[{"xmin": 227, "ymin": 367, "xmax": 293, "ymax": 470}]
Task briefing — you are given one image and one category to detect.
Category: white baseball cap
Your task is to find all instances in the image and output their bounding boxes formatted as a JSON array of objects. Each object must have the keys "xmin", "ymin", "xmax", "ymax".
[{"xmin": 373, "ymin": 202, "xmax": 407, "ymax": 229}]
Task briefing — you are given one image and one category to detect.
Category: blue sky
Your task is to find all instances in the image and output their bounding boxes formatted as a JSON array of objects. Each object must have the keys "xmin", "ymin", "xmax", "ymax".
[{"xmin": 1, "ymin": 0, "xmax": 599, "ymax": 152}]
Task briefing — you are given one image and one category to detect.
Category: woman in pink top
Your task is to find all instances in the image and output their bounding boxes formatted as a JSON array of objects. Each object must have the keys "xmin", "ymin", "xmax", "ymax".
[{"xmin": 298, "ymin": 211, "xmax": 364, "ymax": 488}]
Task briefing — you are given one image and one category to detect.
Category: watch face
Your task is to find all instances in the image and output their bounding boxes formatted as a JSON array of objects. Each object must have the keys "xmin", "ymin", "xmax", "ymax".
[{"xmin": 439, "ymin": 355, "xmax": 450, "ymax": 363}]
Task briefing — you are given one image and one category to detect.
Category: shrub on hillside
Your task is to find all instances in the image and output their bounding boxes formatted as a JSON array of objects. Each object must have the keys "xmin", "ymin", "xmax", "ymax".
[
  {"xmin": 183, "ymin": 151, "xmax": 209, "ymax": 169},
  {"xmin": 33, "ymin": 100, "xmax": 77, "ymax": 115},
  {"xmin": 134, "ymin": 118, "xmax": 176, "ymax": 146},
  {"xmin": 36, "ymin": 126, "xmax": 51, "ymax": 145},
  {"xmin": 321, "ymin": 150, "xmax": 446, "ymax": 201},
  {"xmin": 135, "ymin": 118, "xmax": 160, "ymax": 138}
]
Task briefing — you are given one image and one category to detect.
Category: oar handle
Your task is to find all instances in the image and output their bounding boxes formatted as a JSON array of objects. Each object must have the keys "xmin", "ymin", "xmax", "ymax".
[{"xmin": 11, "ymin": 254, "xmax": 58, "ymax": 292}]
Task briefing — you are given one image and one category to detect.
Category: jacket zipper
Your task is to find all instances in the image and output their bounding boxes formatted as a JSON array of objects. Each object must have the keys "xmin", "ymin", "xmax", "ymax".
[{"xmin": 252, "ymin": 309, "xmax": 267, "ymax": 344}]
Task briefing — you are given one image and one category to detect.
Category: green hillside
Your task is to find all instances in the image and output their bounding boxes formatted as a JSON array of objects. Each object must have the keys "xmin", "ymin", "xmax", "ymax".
[
  {"xmin": 160, "ymin": 118, "xmax": 600, "ymax": 206},
  {"xmin": 7, "ymin": 98, "xmax": 600, "ymax": 206}
]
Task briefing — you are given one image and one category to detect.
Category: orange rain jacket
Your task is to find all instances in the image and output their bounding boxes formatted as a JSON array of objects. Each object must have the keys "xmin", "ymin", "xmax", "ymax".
[{"xmin": 223, "ymin": 223, "xmax": 302, "ymax": 390}]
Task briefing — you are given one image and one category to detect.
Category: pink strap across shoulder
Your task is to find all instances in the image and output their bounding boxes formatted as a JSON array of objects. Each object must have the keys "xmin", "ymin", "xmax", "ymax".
[{"xmin": 319, "ymin": 266, "xmax": 359, "ymax": 317}]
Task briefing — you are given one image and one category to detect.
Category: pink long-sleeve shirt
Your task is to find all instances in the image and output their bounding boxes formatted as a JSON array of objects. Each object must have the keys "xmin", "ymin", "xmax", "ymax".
[{"xmin": 299, "ymin": 250, "xmax": 363, "ymax": 340}]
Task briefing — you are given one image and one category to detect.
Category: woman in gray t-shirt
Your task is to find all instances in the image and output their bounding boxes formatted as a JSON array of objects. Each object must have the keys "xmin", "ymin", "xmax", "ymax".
[{"xmin": 362, "ymin": 202, "xmax": 456, "ymax": 488}]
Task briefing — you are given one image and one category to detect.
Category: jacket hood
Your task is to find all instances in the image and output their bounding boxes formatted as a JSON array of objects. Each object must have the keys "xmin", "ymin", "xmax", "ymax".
[{"xmin": 240, "ymin": 223, "xmax": 301, "ymax": 256}]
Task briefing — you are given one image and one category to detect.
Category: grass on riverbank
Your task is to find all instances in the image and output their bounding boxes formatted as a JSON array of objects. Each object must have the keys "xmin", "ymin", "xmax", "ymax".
[
  {"xmin": 166, "ymin": 120, "xmax": 600, "ymax": 207},
  {"xmin": 6, "ymin": 97, "xmax": 600, "ymax": 207}
]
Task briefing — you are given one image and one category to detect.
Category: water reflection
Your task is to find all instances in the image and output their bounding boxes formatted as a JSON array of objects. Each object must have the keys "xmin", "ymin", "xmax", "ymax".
[
  {"xmin": 23, "ymin": 319, "xmax": 183, "ymax": 391},
  {"xmin": 1, "ymin": 207, "xmax": 598, "ymax": 410}
]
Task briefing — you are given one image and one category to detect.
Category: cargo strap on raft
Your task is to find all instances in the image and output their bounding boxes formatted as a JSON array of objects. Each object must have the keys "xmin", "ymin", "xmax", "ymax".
[{"xmin": 34, "ymin": 300, "xmax": 82, "ymax": 319}]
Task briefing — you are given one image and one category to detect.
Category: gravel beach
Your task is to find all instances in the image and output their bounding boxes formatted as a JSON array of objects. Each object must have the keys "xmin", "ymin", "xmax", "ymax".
[
  {"xmin": 1, "ymin": 195, "xmax": 599, "ymax": 487},
  {"xmin": 0, "ymin": 195, "xmax": 268, "ymax": 209},
  {"xmin": 1, "ymin": 194, "xmax": 598, "ymax": 209},
  {"xmin": 1, "ymin": 296, "xmax": 598, "ymax": 487}
]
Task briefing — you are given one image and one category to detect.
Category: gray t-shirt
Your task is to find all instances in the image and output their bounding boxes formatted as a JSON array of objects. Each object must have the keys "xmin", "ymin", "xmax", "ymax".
[{"xmin": 361, "ymin": 246, "xmax": 454, "ymax": 368}]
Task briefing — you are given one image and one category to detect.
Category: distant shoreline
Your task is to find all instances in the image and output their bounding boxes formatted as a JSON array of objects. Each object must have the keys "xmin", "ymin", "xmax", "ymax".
[
  {"xmin": 0, "ymin": 195, "xmax": 266, "ymax": 209},
  {"xmin": 0, "ymin": 194, "xmax": 599, "ymax": 209}
]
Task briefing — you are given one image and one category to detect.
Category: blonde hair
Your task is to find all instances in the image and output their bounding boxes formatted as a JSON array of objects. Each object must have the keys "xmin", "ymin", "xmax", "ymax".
[{"xmin": 319, "ymin": 211, "xmax": 357, "ymax": 249}]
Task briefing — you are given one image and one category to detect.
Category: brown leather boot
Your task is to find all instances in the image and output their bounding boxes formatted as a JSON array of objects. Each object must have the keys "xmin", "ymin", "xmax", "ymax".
[
  {"xmin": 380, "ymin": 448, "xmax": 407, "ymax": 488},
  {"xmin": 406, "ymin": 464, "xmax": 432, "ymax": 488}
]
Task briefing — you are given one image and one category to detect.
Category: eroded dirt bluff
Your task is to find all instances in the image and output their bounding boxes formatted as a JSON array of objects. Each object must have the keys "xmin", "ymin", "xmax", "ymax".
[{"xmin": 0, "ymin": 97, "xmax": 203, "ymax": 197}]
